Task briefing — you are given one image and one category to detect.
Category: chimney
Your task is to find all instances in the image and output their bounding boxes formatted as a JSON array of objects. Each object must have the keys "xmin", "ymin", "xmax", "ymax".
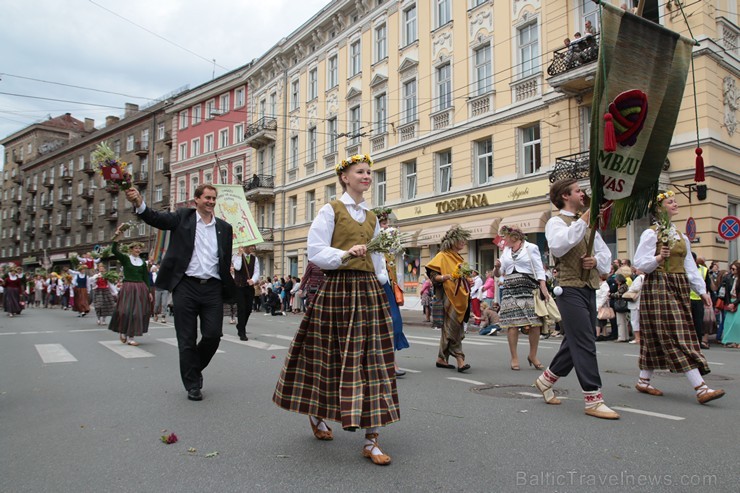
[
  {"xmin": 124, "ymin": 103, "xmax": 139, "ymax": 117},
  {"xmin": 105, "ymin": 116, "xmax": 120, "ymax": 127},
  {"xmin": 84, "ymin": 118, "xmax": 95, "ymax": 132}
]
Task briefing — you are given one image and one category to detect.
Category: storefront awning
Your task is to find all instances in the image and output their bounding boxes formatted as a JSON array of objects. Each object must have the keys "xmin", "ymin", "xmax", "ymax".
[
  {"xmin": 465, "ymin": 217, "xmax": 502, "ymax": 240},
  {"xmin": 414, "ymin": 224, "xmax": 458, "ymax": 246},
  {"xmin": 499, "ymin": 211, "xmax": 550, "ymax": 233}
]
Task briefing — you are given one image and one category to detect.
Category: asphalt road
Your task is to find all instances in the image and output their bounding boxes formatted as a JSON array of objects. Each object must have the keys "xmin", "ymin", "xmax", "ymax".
[{"xmin": 1, "ymin": 306, "xmax": 737, "ymax": 493}]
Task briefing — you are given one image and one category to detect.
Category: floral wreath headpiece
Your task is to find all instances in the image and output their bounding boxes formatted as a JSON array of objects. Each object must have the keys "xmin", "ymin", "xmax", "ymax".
[
  {"xmin": 371, "ymin": 207, "xmax": 393, "ymax": 223},
  {"xmin": 440, "ymin": 225, "xmax": 472, "ymax": 251},
  {"xmin": 335, "ymin": 154, "xmax": 373, "ymax": 175},
  {"xmin": 655, "ymin": 190, "xmax": 675, "ymax": 204},
  {"xmin": 499, "ymin": 225, "xmax": 524, "ymax": 237}
]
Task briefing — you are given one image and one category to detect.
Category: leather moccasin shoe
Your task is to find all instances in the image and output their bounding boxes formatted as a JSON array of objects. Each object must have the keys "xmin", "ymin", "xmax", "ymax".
[
  {"xmin": 187, "ymin": 388, "xmax": 203, "ymax": 401},
  {"xmin": 635, "ymin": 384, "xmax": 663, "ymax": 396},
  {"xmin": 584, "ymin": 402, "xmax": 620, "ymax": 419}
]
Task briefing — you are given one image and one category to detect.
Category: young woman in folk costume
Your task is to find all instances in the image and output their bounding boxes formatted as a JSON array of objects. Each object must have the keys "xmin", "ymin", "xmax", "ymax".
[
  {"xmin": 68, "ymin": 265, "xmax": 91, "ymax": 317},
  {"xmin": 2, "ymin": 266, "xmax": 25, "ymax": 317},
  {"xmin": 90, "ymin": 264, "xmax": 118, "ymax": 326},
  {"xmin": 633, "ymin": 190, "xmax": 725, "ymax": 404},
  {"xmin": 273, "ymin": 154, "xmax": 399, "ymax": 466},
  {"xmin": 425, "ymin": 226, "xmax": 473, "ymax": 373},
  {"xmin": 373, "ymin": 207, "xmax": 410, "ymax": 378}
]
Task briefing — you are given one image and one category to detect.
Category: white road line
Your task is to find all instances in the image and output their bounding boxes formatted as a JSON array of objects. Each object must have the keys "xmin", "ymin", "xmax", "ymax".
[
  {"xmin": 622, "ymin": 353, "xmax": 724, "ymax": 365},
  {"xmin": 611, "ymin": 406, "xmax": 685, "ymax": 421},
  {"xmin": 99, "ymin": 340, "xmax": 155, "ymax": 358},
  {"xmin": 35, "ymin": 344, "xmax": 77, "ymax": 363},
  {"xmin": 398, "ymin": 367, "xmax": 421, "ymax": 373},
  {"xmin": 157, "ymin": 338, "xmax": 225, "ymax": 353},
  {"xmin": 0, "ymin": 332, "xmax": 18, "ymax": 335},
  {"xmin": 406, "ymin": 335, "xmax": 492, "ymax": 346},
  {"xmin": 518, "ymin": 391, "xmax": 567, "ymax": 400},
  {"xmin": 222, "ymin": 334, "xmax": 287, "ymax": 351},
  {"xmin": 23, "ymin": 331, "xmax": 57, "ymax": 335},
  {"xmin": 448, "ymin": 377, "xmax": 487, "ymax": 385},
  {"xmin": 69, "ymin": 329, "xmax": 106, "ymax": 333},
  {"xmin": 261, "ymin": 334, "xmax": 295, "ymax": 341}
]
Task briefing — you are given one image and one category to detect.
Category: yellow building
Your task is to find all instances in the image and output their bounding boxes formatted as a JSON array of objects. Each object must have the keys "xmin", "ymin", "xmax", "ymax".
[{"xmin": 242, "ymin": 0, "xmax": 740, "ymax": 293}]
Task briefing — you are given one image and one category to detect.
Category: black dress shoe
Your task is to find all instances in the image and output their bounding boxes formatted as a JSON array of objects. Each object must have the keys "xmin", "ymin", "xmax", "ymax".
[
  {"xmin": 457, "ymin": 364, "xmax": 471, "ymax": 373},
  {"xmin": 239, "ymin": 335, "xmax": 248, "ymax": 341},
  {"xmin": 436, "ymin": 362, "xmax": 455, "ymax": 369},
  {"xmin": 187, "ymin": 389, "xmax": 203, "ymax": 401}
]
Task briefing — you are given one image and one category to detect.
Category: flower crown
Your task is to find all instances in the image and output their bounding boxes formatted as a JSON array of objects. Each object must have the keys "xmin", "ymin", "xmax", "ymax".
[
  {"xmin": 656, "ymin": 190, "xmax": 675, "ymax": 203},
  {"xmin": 499, "ymin": 225, "xmax": 524, "ymax": 237},
  {"xmin": 335, "ymin": 154, "xmax": 373, "ymax": 174},
  {"xmin": 372, "ymin": 207, "xmax": 393, "ymax": 222}
]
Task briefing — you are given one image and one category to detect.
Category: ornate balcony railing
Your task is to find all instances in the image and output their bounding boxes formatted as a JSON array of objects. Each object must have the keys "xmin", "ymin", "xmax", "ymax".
[
  {"xmin": 244, "ymin": 116, "xmax": 278, "ymax": 147},
  {"xmin": 550, "ymin": 151, "xmax": 590, "ymax": 183},
  {"xmin": 547, "ymin": 34, "xmax": 599, "ymax": 77}
]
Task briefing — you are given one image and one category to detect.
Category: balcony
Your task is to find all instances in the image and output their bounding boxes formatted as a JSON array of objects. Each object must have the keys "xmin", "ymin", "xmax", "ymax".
[
  {"xmin": 12, "ymin": 153, "xmax": 23, "ymax": 165},
  {"xmin": 546, "ymin": 34, "xmax": 599, "ymax": 95},
  {"xmin": 59, "ymin": 221, "xmax": 72, "ymax": 231},
  {"xmin": 82, "ymin": 213, "xmax": 94, "ymax": 226},
  {"xmin": 26, "ymin": 205, "xmax": 36, "ymax": 215},
  {"xmin": 25, "ymin": 227, "xmax": 35, "ymax": 238},
  {"xmin": 163, "ymin": 131, "xmax": 173, "ymax": 147},
  {"xmin": 12, "ymin": 174, "xmax": 23, "ymax": 185},
  {"xmin": 159, "ymin": 195, "xmax": 170, "ymax": 207},
  {"xmin": 41, "ymin": 223, "xmax": 52, "ymax": 234},
  {"xmin": 26, "ymin": 183, "xmax": 38, "ymax": 194},
  {"xmin": 61, "ymin": 194, "xmax": 73, "ymax": 206},
  {"xmin": 162, "ymin": 163, "xmax": 171, "ymax": 177},
  {"xmin": 13, "ymin": 235, "xmax": 20, "ymax": 243},
  {"xmin": 11, "ymin": 212, "xmax": 21, "ymax": 223},
  {"xmin": 43, "ymin": 178, "xmax": 54, "ymax": 189},
  {"xmin": 133, "ymin": 172, "xmax": 149, "ymax": 186},
  {"xmin": 106, "ymin": 208, "xmax": 119, "ymax": 221},
  {"xmin": 244, "ymin": 174, "xmax": 275, "ymax": 202},
  {"xmin": 244, "ymin": 116, "xmax": 278, "ymax": 147},
  {"xmin": 61, "ymin": 171, "xmax": 73, "ymax": 182},
  {"xmin": 12, "ymin": 195, "xmax": 22, "ymax": 204},
  {"xmin": 41, "ymin": 201, "xmax": 54, "ymax": 211},
  {"xmin": 134, "ymin": 141, "xmax": 149, "ymax": 156},
  {"xmin": 256, "ymin": 228, "xmax": 274, "ymax": 252},
  {"xmin": 398, "ymin": 121, "xmax": 417, "ymax": 143},
  {"xmin": 550, "ymin": 151, "xmax": 590, "ymax": 183},
  {"xmin": 81, "ymin": 188, "xmax": 95, "ymax": 200},
  {"xmin": 83, "ymin": 163, "xmax": 96, "ymax": 174}
]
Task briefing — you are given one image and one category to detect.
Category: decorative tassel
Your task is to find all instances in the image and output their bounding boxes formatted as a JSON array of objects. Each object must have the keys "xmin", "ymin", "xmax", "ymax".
[
  {"xmin": 694, "ymin": 147, "xmax": 705, "ymax": 182},
  {"xmin": 603, "ymin": 113, "xmax": 617, "ymax": 152}
]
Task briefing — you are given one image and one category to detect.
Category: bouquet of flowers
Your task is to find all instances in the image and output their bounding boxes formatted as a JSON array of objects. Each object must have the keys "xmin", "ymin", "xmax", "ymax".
[
  {"xmin": 654, "ymin": 209, "xmax": 677, "ymax": 272},
  {"xmin": 451, "ymin": 262, "xmax": 473, "ymax": 280},
  {"xmin": 341, "ymin": 227, "xmax": 407, "ymax": 264},
  {"xmin": 102, "ymin": 270, "xmax": 120, "ymax": 284},
  {"xmin": 92, "ymin": 142, "xmax": 132, "ymax": 190},
  {"xmin": 69, "ymin": 254, "xmax": 80, "ymax": 270}
]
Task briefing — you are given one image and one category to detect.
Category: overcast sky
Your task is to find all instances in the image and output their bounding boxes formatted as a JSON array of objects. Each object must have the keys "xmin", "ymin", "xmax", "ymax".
[{"xmin": 0, "ymin": 0, "xmax": 330, "ymax": 166}]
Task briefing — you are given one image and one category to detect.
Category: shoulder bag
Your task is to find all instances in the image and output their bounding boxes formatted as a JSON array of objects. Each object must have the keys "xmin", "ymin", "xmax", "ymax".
[
  {"xmin": 393, "ymin": 282, "xmax": 405, "ymax": 306},
  {"xmin": 614, "ymin": 298, "xmax": 630, "ymax": 313}
]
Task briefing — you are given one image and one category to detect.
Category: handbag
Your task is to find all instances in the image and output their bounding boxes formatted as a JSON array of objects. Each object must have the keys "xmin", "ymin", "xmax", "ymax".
[
  {"xmin": 715, "ymin": 298, "xmax": 725, "ymax": 311},
  {"xmin": 525, "ymin": 246, "xmax": 561, "ymax": 323},
  {"xmin": 597, "ymin": 305, "xmax": 615, "ymax": 320},
  {"xmin": 727, "ymin": 301, "xmax": 738, "ymax": 313},
  {"xmin": 621, "ymin": 290, "xmax": 637, "ymax": 301},
  {"xmin": 703, "ymin": 306, "xmax": 717, "ymax": 335},
  {"xmin": 614, "ymin": 298, "xmax": 630, "ymax": 313},
  {"xmin": 393, "ymin": 282, "xmax": 405, "ymax": 306}
]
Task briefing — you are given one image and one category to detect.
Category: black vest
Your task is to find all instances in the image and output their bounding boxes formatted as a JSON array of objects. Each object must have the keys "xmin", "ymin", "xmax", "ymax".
[{"xmin": 234, "ymin": 254, "xmax": 256, "ymax": 288}]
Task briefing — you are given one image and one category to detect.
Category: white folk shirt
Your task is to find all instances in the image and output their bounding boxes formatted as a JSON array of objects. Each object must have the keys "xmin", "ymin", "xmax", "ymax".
[
  {"xmin": 544, "ymin": 210, "xmax": 611, "ymax": 275},
  {"xmin": 232, "ymin": 253, "xmax": 261, "ymax": 283},
  {"xmin": 633, "ymin": 228, "xmax": 706, "ymax": 295},
  {"xmin": 307, "ymin": 192, "xmax": 388, "ymax": 285},
  {"xmin": 499, "ymin": 241, "xmax": 547, "ymax": 281}
]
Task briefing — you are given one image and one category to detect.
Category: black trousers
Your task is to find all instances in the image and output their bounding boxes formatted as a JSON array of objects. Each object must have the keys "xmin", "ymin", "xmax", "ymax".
[
  {"xmin": 235, "ymin": 285, "xmax": 255, "ymax": 337},
  {"xmin": 549, "ymin": 287, "xmax": 603, "ymax": 392},
  {"xmin": 690, "ymin": 299, "xmax": 704, "ymax": 341},
  {"xmin": 172, "ymin": 276, "xmax": 224, "ymax": 391}
]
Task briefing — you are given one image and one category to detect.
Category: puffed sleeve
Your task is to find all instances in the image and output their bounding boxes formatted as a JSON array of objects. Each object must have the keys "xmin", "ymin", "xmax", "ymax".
[
  {"xmin": 683, "ymin": 235, "xmax": 706, "ymax": 295},
  {"xmin": 634, "ymin": 229, "xmax": 659, "ymax": 274},
  {"xmin": 307, "ymin": 204, "xmax": 346, "ymax": 270}
]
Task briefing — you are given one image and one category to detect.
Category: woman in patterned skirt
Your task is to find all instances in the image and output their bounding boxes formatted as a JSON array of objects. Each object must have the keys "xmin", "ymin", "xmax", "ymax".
[
  {"xmin": 494, "ymin": 226, "xmax": 548, "ymax": 371},
  {"xmin": 2, "ymin": 266, "xmax": 25, "ymax": 317},
  {"xmin": 633, "ymin": 190, "xmax": 725, "ymax": 404},
  {"xmin": 274, "ymin": 154, "xmax": 398, "ymax": 466},
  {"xmin": 90, "ymin": 264, "xmax": 117, "ymax": 326},
  {"xmin": 108, "ymin": 225, "xmax": 151, "ymax": 346}
]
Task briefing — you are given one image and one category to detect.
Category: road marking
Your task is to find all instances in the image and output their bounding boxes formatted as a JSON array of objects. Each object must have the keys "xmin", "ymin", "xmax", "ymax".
[
  {"xmin": 69, "ymin": 329, "xmax": 106, "ymax": 333},
  {"xmin": 261, "ymin": 334, "xmax": 295, "ymax": 341},
  {"xmin": 23, "ymin": 331, "xmax": 57, "ymax": 335},
  {"xmin": 222, "ymin": 334, "xmax": 287, "ymax": 351},
  {"xmin": 406, "ymin": 335, "xmax": 492, "ymax": 346},
  {"xmin": 35, "ymin": 344, "xmax": 77, "ymax": 363},
  {"xmin": 0, "ymin": 332, "xmax": 18, "ymax": 335},
  {"xmin": 398, "ymin": 367, "xmax": 421, "ymax": 373},
  {"xmin": 622, "ymin": 354, "xmax": 724, "ymax": 365},
  {"xmin": 157, "ymin": 338, "xmax": 225, "ymax": 353},
  {"xmin": 611, "ymin": 407, "xmax": 685, "ymax": 421},
  {"xmin": 99, "ymin": 340, "xmax": 155, "ymax": 358},
  {"xmin": 448, "ymin": 377, "xmax": 487, "ymax": 385}
]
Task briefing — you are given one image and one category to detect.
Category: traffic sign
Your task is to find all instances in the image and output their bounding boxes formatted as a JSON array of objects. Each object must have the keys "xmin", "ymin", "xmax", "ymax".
[
  {"xmin": 685, "ymin": 217, "xmax": 696, "ymax": 242},
  {"xmin": 718, "ymin": 216, "xmax": 740, "ymax": 241}
]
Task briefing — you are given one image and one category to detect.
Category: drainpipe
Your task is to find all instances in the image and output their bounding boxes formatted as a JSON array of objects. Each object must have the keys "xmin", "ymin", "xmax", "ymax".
[{"xmin": 279, "ymin": 66, "xmax": 289, "ymax": 277}]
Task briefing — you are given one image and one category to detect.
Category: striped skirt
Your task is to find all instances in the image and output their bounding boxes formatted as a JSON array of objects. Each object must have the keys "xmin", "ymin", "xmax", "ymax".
[
  {"xmin": 108, "ymin": 281, "xmax": 150, "ymax": 338},
  {"xmin": 499, "ymin": 273, "xmax": 543, "ymax": 329},
  {"xmin": 93, "ymin": 288, "xmax": 116, "ymax": 318},
  {"xmin": 639, "ymin": 272, "xmax": 709, "ymax": 374},
  {"xmin": 273, "ymin": 270, "xmax": 400, "ymax": 431}
]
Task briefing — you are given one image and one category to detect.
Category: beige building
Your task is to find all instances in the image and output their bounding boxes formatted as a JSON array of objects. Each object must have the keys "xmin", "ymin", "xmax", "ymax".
[{"xmin": 241, "ymin": 0, "xmax": 740, "ymax": 292}]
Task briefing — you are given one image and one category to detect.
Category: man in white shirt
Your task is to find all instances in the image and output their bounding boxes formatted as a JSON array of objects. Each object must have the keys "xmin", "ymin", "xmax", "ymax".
[{"xmin": 232, "ymin": 244, "xmax": 260, "ymax": 340}]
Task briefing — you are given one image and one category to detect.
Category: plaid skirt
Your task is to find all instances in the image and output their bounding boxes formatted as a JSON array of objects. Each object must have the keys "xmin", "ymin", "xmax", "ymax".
[
  {"xmin": 273, "ymin": 270, "xmax": 400, "ymax": 431},
  {"xmin": 499, "ymin": 273, "xmax": 543, "ymax": 329},
  {"xmin": 108, "ymin": 282, "xmax": 150, "ymax": 337},
  {"xmin": 93, "ymin": 288, "xmax": 116, "ymax": 317},
  {"xmin": 639, "ymin": 272, "xmax": 709, "ymax": 374}
]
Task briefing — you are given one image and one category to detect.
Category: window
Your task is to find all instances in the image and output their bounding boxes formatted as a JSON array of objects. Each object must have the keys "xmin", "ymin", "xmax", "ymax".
[
  {"xmin": 234, "ymin": 124, "xmax": 244, "ymax": 143},
  {"xmin": 582, "ymin": 0, "xmax": 599, "ymax": 33},
  {"xmin": 327, "ymin": 118, "xmax": 337, "ymax": 154},
  {"xmin": 474, "ymin": 44, "xmax": 492, "ymax": 95},
  {"xmin": 191, "ymin": 139, "xmax": 200, "ymax": 157},
  {"xmin": 325, "ymin": 184, "xmax": 336, "ymax": 202},
  {"xmin": 268, "ymin": 145, "xmax": 276, "ymax": 174},
  {"xmin": 157, "ymin": 123, "xmax": 165, "ymax": 140},
  {"xmin": 521, "ymin": 124, "xmax": 541, "ymax": 174},
  {"xmin": 403, "ymin": 5, "xmax": 417, "ymax": 45},
  {"xmin": 78, "ymin": 155, "xmax": 85, "ymax": 171},
  {"xmin": 192, "ymin": 105, "xmax": 202, "ymax": 125},
  {"xmin": 290, "ymin": 136, "xmax": 299, "ymax": 169},
  {"xmin": 206, "ymin": 100, "xmax": 216, "ymax": 119},
  {"xmin": 327, "ymin": 55, "xmax": 338, "ymax": 88},
  {"xmin": 350, "ymin": 40, "xmax": 361, "ymax": 76},
  {"xmin": 436, "ymin": 64, "xmax": 452, "ymax": 111},
  {"xmin": 269, "ymin": 93, "xmax": 277, "ymax": 117},
  {"xmin": 437, "ymin": 150, "xmax": 452, "ymax": 193},
  {"xmin": 436, "ymin": 0, "xmax": 451, "ymax": 27},
  {"xmin": 288, "ymin": 195, "xmax": 297, "ymax": 225},
  {"xmin": 518, "ymin": 22, "xmax": 539, "ymax": 78},
  {"xmin": 113, "ymin": 140, "xmax": 121, "ymax": 155},
  {"xmin": 349, "ymin": 106, "xmax": 361, "ymax": 144},
  {"xmin": 204, "ymin": 172, "xmax": 212, "ymax": 184},
  {"xmin": 308, "ymin": 68, "xmax": 318, "ymax": 100},
  {"xmin": 374, "ymin": 24, "xmax": 387, "ymax": 62},
  {"xmin": 235, "ymin": 87, "xmax": 245, "ymax": 107},
  {"xmin": 179, "ymin": 110, "xmax": 188, "ymax": 129},
  {"xmin": 472, "ymin": 0, "xmax": 486, "ymax": 6},
  {"xmin": 155, "ymin": 185, "xmax": 163, "ymax": 202},
  {"xmin": 374, "ymin": 169, "xmax": 386, "ymax": 206},
  {"xmin": 179, "ymin": 143, "xmax": 188, "ymax": 160},
  {"xmin": 306, "ymin": 191, "xmax": 316, "ymax": 221},
  {"xmin": 403, "ymin": 160, "xmax": 417, "ymax": 200},
  {"xmin": 140, "ymin": 156, "xmax": 149, "ymax": 173},
  {"xmin": 475, "ymin": 139, "xmax": 493, "ymax": 184},
  {"xmin": 126, "ymin": 135, "xmax": 135, "ymax": 151},
  {"xmin": 99, "ymin": 202, "xmax": 106, "ymax": 216},
  {"xmin": 219, "ymin": 129, "xmax": 229, "ymax": 149},
  {"xmin": 178, "ymin": 180, "xmax": 186, "ymax": 202},
  {"xmin": 220, "ymin": 168, "xmax": 228, "ymax": 185},
  {"xmin": 234, "ymin": 164, "xmax": 243, "ymax": 183},
  {"xmin": 308, "ymin": 127, "xmax": 317, "ymax": 162},
  {"xmin": 190, "ymin": 176, "xmax": 199, "ymax": 196},
  {"xmin": 257, "ymin": 149, "xmax": 266, "ymax": 174},
  {"xmin": 291, "ymin": 80, "xmax": 300, "ymax": 110},
  {"xmin": 374, "ymin": 94, "xmax": 387, "ymax": 134},
  {"xmin": 205, "ymin": 134, "xmax": 214, "ymax": 152},
  {"xmin": 403, "ymin": 79, "xmax": 417, "ymax": 123},
  {"xmin": 220, "ymin": 93, "xmax": 230, "ymax": 113},
  {"xmin": 141, "ymin": 129, "xmax": 149, "ymax": 149}
]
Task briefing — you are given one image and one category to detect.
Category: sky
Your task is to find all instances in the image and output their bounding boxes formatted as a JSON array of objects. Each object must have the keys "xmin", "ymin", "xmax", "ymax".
[{"xmin": 0, "ymin": 0, "xmax": 331, "ymax": 166}]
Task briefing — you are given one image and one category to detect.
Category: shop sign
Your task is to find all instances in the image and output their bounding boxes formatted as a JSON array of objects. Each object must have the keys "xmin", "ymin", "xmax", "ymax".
[
  {"xmin": 22, "ymin": 256, "xmax": 37, "ymax": 265},
  {"xmin": 49, "ymin": 254, "xmax": 67, "ymax": 261},
  {"xmin": 435, "ymin": 193, "xmax": 489, "ymax": 214}
]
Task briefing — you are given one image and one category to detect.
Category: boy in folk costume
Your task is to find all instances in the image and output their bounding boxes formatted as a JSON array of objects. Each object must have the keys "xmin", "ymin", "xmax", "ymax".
[{"xmin": 534, "ymin": 179, "xmax": 619, "ymax": 419}]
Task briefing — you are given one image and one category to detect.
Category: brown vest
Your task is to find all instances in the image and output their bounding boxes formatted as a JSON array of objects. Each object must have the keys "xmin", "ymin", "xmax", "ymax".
[
  {"xmin": 233, "ymin": 254, "xmax": 256, "ymax": 287},
  {"xmin": 553, "ymin": 214, "xmax": 601, "ymax": 290},
  {"xmin": 652, "ymin": 226, "xmax": 686, "ymax": 274},
  {"xmin": 330, "ymin": 201, "xmax": 376, "ymax": 272}
]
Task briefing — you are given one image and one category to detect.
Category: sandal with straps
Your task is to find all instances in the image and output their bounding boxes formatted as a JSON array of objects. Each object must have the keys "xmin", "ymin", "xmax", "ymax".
[
  {"xmin": 635, "ymin": 378, "xmax": 663, "ymax": 396},
  {"xmin": 308, "ymin": 416, "xmax": 333, "ymax": 441},
  {"xmin": 363, "ymin": 433, "xmax": 391, "ymax": 465},
  {"xmin": 695, "ymin": 384, "xmax": 726, "ymax": 404}
]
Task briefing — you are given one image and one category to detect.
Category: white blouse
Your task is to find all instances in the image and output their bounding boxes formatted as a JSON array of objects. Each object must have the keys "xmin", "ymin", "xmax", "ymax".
[
  {"xmin": 633, "ymin": 228, "xmax": 706, "ymax": 295},
  {"xmin": 544, "ymin": 211, "xmax": 611, "ymax": 275},
  {"xmin": 499, "ymin": 241, "xmax": 546, "ymax": 281},
  {"xmin": 307, "ymin": 192, "xmax": 388, "ymax": 285}
]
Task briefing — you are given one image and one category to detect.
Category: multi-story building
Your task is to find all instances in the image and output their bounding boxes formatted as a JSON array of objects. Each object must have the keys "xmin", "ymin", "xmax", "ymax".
[
  {"xmin": 240, "ymin": 0, "xmax": 739, "ymax": 293},
  {"xmin": 0, "ymin": 102, "xmax": 175, "ymax": 267}
]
